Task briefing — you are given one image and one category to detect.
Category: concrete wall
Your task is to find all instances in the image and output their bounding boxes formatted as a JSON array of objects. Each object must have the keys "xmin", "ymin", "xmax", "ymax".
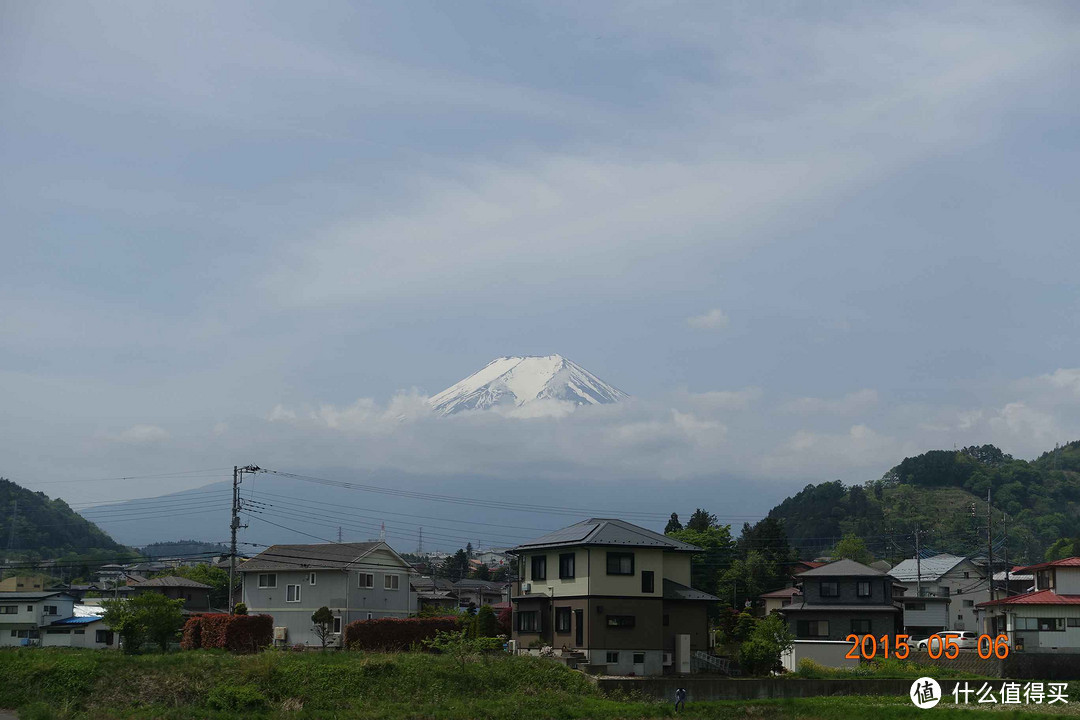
[{"xmin": 781, "ymin": 640, "xmax": 861, "ymax": 672}]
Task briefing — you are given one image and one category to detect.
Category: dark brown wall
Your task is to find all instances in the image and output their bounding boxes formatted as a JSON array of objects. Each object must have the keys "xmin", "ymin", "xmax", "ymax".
[
  {"xmin": 587, "ymin": 597, "xmax": 663, "ymax": 650},
  {"xmin": 662, "ymin": 601, "xmax": 708, "ymax": 651}
]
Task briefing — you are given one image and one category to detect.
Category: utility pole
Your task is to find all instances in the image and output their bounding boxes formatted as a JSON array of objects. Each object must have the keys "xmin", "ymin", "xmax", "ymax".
[
  {"xmin": 915, "ymin": 522, "xmax": 923, "ymax": 598},
  {"xmin": 1002, "ymin": 512, "xmax": 1010, "ymax": 597},
  {"xmin": 417, "ymin": 527, "xmax": 423, "ymax": 555},
  {"xmin": 986, "ymin": 489, "xmax": 994, "ymax": 606},
  {"xmin": 337, "ymin": 526, "xmax": 343, "ymax": 543},
  {"xmin": 229, "ymin": 465, "xmax": 261, "ymax": 614}
]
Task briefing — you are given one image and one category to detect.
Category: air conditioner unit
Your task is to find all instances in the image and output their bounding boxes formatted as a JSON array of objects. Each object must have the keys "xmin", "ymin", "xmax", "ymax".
[
  {"xmin": 522, "ymin": 582, "xmax": 531, "ymax": 593},
  {"xmin": 273, "ymin": 626, "xmax": 288, "ymax": 641},
  {"xmin": 663, "ymin": 652, "xmax": 673, "ymax": 667}
]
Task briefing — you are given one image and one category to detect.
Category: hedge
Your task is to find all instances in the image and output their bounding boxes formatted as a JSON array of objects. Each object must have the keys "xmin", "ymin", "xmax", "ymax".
[
  {"xmin": 180, "ymin": 614, "xmax": 273, "ymax": 653},
  {"xmin": 344, "ymin": 616, "xmax": 462, "ymax": 651}
]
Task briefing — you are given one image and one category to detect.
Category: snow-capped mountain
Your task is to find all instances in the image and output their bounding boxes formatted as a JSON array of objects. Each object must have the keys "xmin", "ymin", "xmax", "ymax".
[{"xmin": 428, "ymin": 355, "xmax": 629, "ymax": 416}]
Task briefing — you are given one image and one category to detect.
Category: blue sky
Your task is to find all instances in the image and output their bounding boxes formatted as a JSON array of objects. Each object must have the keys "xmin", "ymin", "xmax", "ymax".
[{"xmin": 3, "ymin": 2, "xmax": 1080, "ymax": 530}]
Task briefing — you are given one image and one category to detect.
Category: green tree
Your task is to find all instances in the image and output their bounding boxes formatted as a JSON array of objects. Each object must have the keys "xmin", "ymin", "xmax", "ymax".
[
  {"xmin": 667, "ymin": 524, "xmax": 735, "ymax": 608},
  {"xmin": 718, "ymin": 550, "xmax": 776, "ymax": 610},
  {"xmin": 472, "ymin": 564, "xmax": 491, "ymax": 581},
  {"xmin": 311, "ymin": 606, "xmax": 334, "ymax": 650},
  {"xmin": 687, "ymin": 508, "xmax": 718, "ymax": 533},
  {"xmin": 471, "ymin": 605, "xmax": 499, "ymax": 637},
  {"xmin": 664, "ymin": 513, "xmax": 683, "ymax": 533},
  {"xmin": 831, "ymin": 532, "xmax": 874, "ymax": 565},
  {"xmin": 441, "ymin": 549, "xmax": 470, "ymax": 581},
  {"xmin": 738, "ymin": 613, "xmax": 793, "ymax": 676},
  {"xmin": 102, "ymin": 592, "xmax": 185, "ymax": 653},
  {"xmin": 157, "ymin": 564, "xmax": 229, "ymax": 608}
]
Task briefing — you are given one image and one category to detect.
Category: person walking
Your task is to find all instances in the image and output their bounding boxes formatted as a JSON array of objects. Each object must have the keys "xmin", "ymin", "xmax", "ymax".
[{"xmin": 674, "ymin": 687, "xmax": 687, "ymax": 712}]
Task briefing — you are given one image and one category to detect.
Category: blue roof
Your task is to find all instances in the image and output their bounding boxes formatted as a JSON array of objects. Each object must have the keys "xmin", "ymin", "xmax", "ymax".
[{"xmin": 50, "ymin": 616, "xmax": 103, "ymax": 626}]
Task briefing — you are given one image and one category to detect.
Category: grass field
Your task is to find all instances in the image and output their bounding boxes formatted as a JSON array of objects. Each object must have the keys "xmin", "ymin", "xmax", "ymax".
[{"xmin": 2, "ymin": 649, "xmax": 1079, "ymax": 719}]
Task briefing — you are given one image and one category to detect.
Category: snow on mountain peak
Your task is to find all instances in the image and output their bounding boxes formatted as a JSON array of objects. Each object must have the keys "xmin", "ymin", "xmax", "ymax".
[{"xmin": 428, "ymin": 354, "xmax": 629, "ymax": 416}]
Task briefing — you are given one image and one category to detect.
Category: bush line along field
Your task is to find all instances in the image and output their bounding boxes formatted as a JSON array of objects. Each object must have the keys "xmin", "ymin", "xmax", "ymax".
[{"xmin": 5, "ymin": 649, "xmax": 1080, "ymax": 720}]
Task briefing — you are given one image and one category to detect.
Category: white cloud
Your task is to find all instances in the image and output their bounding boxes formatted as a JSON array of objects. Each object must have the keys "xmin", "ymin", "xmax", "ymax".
[
  {"xmin": 784, "ymin": 389, "xmax": 879, "ymax": 415},
  {"xmin": 107, "ymin": 424, "xmax": 170, "ymax": 444},
  {"xmin": 686, "ymin": 308, "xmax": 730, "ymax": 330}
]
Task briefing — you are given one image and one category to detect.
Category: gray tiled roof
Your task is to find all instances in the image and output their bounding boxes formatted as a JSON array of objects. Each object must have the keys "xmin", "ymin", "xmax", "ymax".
[
  {"xmin": 796, "ymin": 558, "xmax": 892, "ymax": 578},
  {"xmin": 0, "ymin": 591, "xmax": 75, "ymax": 601},
  {"xmin": 889, "ymin": 554, "xmax": 968, "ymax": 582},
  {"xmin": 127, "ymin": 576, "xmax": 211, "ymax": 589},
  {"xmin": 511, "ymin": 518, "xmax": 700, "ymax": 553},
  {"xmin": 663, "ymin": 579, "xmax": 719, "ymax": 602},
  {"xmin": 238, "ymin": 542, "xmax": 384, "ymax": 572}
]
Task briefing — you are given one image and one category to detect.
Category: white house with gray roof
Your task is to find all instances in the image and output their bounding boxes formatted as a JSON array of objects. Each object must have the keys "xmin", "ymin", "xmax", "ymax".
[
  {"xmin": 889, "ymin": 554, "xmax": 988, "ymax": 632},
  {"xmin": 239, "ymin": 541, "xmax": 417, "ymax": 647}
]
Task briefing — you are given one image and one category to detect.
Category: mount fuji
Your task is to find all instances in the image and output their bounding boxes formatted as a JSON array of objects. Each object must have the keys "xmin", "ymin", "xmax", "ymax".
[{"xmin": 428, "ymin": 354, "xmax": 629, "ymax": 416}]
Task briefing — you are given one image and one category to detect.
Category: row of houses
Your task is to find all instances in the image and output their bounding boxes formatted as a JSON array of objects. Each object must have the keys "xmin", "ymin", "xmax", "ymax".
[{"xmin": 7, "ymin": 517, "xmax": 1080, "ymax": 672}]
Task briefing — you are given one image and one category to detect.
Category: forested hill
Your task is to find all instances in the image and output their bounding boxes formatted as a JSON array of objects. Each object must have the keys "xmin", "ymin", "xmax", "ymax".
[
  {"xmin": 766, "ymin": 441, "xmax": 1080, "ymax": 565},
  {"xmin": 0, "ymin": 478, "xmax": 128, "ymax": 557}
]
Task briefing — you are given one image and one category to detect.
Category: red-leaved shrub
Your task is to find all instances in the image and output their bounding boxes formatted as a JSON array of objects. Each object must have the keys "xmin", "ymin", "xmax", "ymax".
[
  {"xmin": 180, "ymin": 613, "xmax": 272, "ymax": 653},
  {"xmin": 224, "ymin": 613, "xmax": 273, "ymax": 653},
  {"xmin": 180, "ymin": 616, "xmax": 202, "ymax": 650},
  {"xmin": 344, "ymin": 616, "xmax": 462, "ymax": 651}
]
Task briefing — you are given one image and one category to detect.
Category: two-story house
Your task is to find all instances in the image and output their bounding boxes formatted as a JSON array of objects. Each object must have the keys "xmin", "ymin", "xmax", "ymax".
[
  {"xmin": 125, "ymin": 577, "xmax": 214, "ymax": 612},
  {"xmin": 509, "ymin": 518, "xmax": 718, "ymax": 676},
  {"xmin": 0, "ymin": 591, "xmax": 78, "ymax": 647},
  {"xmin": 780, "ymin": 559, "xmax": 903, "ymax": 641},
  {"xmin": 978, "ymin": 557, "xmax": 1080, "ymax": 652},
  {"xmin": 240, "ymin": 541, "xmax": 416, "ymax": 647},
  {"xmin": 889, "ymin": 553, "xmax": 988, "ymax": 631},
  {"xmin": 452, "ymin": 579, "xmax": 509, "ymax": 609}
]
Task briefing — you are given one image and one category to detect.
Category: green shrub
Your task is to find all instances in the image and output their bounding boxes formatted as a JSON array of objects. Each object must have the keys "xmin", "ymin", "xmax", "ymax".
[{"xmin": 206, "ymin": 684, "xmax": 267, "ymax": 712}]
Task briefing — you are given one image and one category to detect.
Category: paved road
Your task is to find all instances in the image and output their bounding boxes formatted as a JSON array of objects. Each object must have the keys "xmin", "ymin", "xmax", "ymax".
[{"xmin": 0, "ymin": 711, "xmax": 17, "ymax": 720}]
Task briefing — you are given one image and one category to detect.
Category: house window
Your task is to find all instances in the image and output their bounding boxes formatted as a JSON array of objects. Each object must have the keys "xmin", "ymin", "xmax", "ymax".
[
  {"xmin": 333, "ymin": 616, "xmax": 342, "ymax": 634},
  {"xmin": 938, "ymin": 586, "xmax": 950, "ymax": 596},
  {"xmin": 43, "ymin": 605, "xmax": 58, "ymax": 615},
  {"xmin": 559, "ymin": 553, "xmax": 575, "ymax": 579},
  {"xmin": 358, "ymin": 573, "xmax": 374, "ymax": 588},
  {"xmin": 1038, "ymin": 618, "xmax": 1065, "ymax": 632},
  {"xmin": 95, "ymin": 630, "xmax": 114, "ymax": 644},
  {"xmin": 642, "ymin": 571, "xmax": 655, "ymax": 594},
  {"xmin": 26, "ymin": 606, "xmax": 33, "ymax": 612},
  {"xmin": 964, "ymin": 571, "xmax": 970, "ymax": 579},
  {"xmin": 309, "ymin": 572, "xmax": 317, "ymax": 586},
  {"xmin": 856, "ymin": 582, "xmax": 871, "ymax": 598},
  {"xmin": 606, "ymin": 651, "xmax": 619, "ymax": 663},
  {"xmin": 74, "ymin": 629, "xmax": 85, "ymax": 635},
  {"xmin": 286, "ymin": 584, "xmax": 301, "ymax": 603},
  {"xmin": 1016, "ymin": 617, "xmax": 1037, "ymax": 631},
  {"xmin": 796, "ymin": 620, "xmax": 829, "ymax": 638},
  {"xmin": 820, "ymin": 582, "xmax": 839, "ymax": 598},
  {"xmin": 531, "ymin": 555, "xmax": 547, "ymax": 581},
  {"xmin": 556, "ymin": 607, "xmax": 572, "ymax": 633},
  {"xmin": 606, "ymin": 552, "xmax": 634, "ymax": 576},
  {"xmin": 0, "ymin": 606, "xmax": 16, "ymax": 615},
  {"xmin": 908, "ymin": 602, "xmax": 926, "ymax": 611},
  {"xmin": 963, "ymin": 600, "xmax": 974, "ymax": 608},
  {"xmin": 384, "ymin": 575, "xmax": 399, "ymax": 590},
  {"xmin": 851, "ymin": 619, "xmax": 872, "ymax": 634},
  {"xmin": 258, "ymin": 574, "xmax": 277, "ymax": 589},
  {"xmin": 633, "ymin": 652, "xmax": 645, "ymax": 664},
  {"xmin": 518, "ymin": 611, "xmax": 539, "ymax": 632},
  {"xmin": 606, "ymin": 615, "xmax": 636, "ymax": 628}
]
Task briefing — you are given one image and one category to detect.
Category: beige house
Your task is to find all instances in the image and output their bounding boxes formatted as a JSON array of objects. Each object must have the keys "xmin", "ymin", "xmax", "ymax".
[
  {"xmin": 510, "ymin": 518, "xmax": 717, "ymax": 676},
  {"xmin": 0, "ymin": 576, "xmax": 49, "ymax": 593}
]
